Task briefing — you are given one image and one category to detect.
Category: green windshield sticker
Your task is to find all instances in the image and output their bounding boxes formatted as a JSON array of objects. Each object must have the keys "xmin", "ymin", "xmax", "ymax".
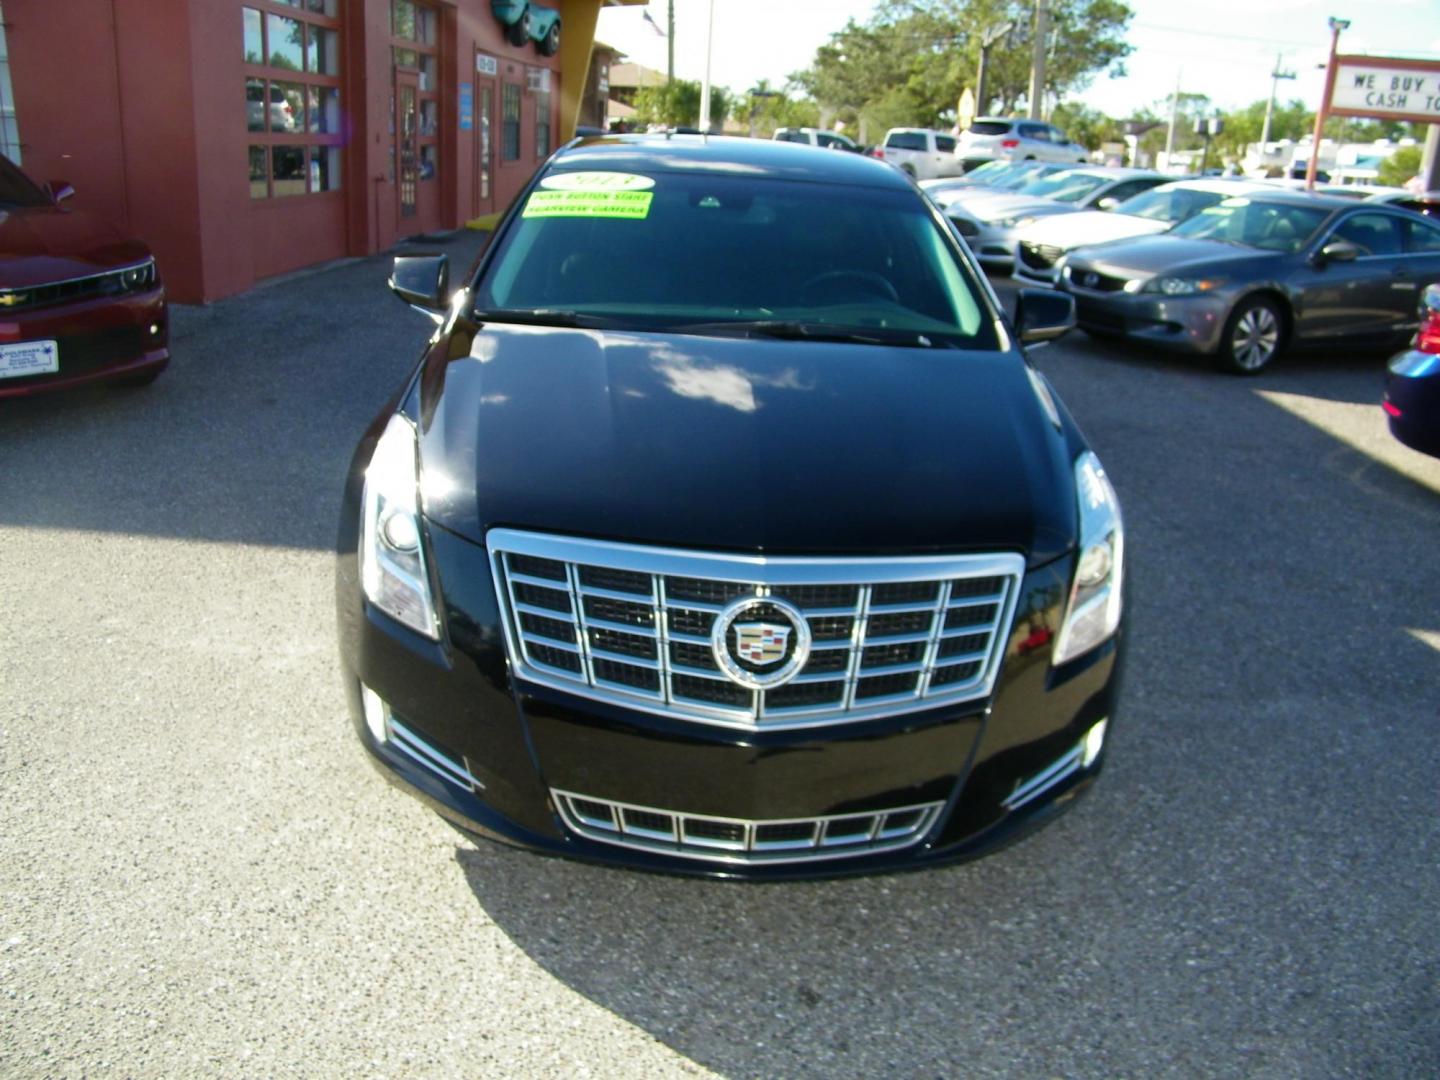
[
  {"xmin": 522, "ymin": 189, "xmax": 654, "ymax": 219},
  {"xmin": 539, "ymin": 171, "xmax": 655, "ymax": 192}
]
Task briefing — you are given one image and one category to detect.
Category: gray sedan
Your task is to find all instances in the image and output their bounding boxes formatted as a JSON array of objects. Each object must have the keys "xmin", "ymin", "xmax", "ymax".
[
  {"xmin": 1058, "ymin": 190, "xmax": 1440, "ymax": 373},
  {"xmin": 944, "ymin": 167, "xmax": 1167, "ymax": 274}
]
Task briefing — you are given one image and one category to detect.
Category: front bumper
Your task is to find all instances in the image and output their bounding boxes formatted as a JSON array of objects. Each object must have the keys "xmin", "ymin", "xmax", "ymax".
[
  {"xmin": 0, "ymin": 286, "xmax": 169, "ymax": 398},
  {"xmin": 1060, "ymin": 277, "xmax": 1229, "ymax": 355},
  {"xmin": 1384, "ymin": 347, "xmax": 1440, "ymax": 457},
  {"xmin": 337, "ymin": 520, "xmax": 1124, "ymax": 880}
]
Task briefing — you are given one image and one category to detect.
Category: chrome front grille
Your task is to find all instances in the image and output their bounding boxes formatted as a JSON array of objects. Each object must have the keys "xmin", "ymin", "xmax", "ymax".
[
  {"xmin": 489, "ymin": 528, "xmax": 1024, "ymax": 731},
  {"xmin": 553, "ymin": 789, "xmax": 945, "ymax": 864}
]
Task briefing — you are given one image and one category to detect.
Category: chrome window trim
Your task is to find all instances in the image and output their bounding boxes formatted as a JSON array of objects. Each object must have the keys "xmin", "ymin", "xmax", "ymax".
[
  {"xmin": 488, "ymin": 528, "xmax": 1024, "ymax": 732},
  {"xmin": 552, "ymin": 788, "xmax": 945, "ymax": 865}
]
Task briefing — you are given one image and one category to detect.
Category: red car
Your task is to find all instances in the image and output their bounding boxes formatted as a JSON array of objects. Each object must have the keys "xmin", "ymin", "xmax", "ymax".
[{"xmin": 0, "ymin": 155, "xmax": 168, "ymax": 398}]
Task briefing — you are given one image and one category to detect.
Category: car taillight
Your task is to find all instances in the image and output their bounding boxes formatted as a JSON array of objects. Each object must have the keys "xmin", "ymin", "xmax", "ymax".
[
  {"xmin": 1001, "ymin": 139, "xmax": 1020, "ymax": 149},
  {"xmin": 1416, "ymin": 306, "xmax": 1440, "ymax": 353}
]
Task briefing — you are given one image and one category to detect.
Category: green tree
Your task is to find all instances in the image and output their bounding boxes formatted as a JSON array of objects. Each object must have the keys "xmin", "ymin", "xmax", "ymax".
[
  {"xmin": 740, "ymin": 81, "xmax": 821, "ymax": 137},
  {"xmin": 1378, "ymin": 145, "xmax": 1422, "ymax": 187},
  {"xmin": 794, "ymin": 0, "xmax": 1134, "ymax": 130},
  {"xmin": 1048, "ymin": 101, "xmax": 1122, "ymax": 150},
  {"xmin": 1136, "ymin": 91, "xmax": 1211, "ymax": 161},
  {"xmin": 634, "ymin": 79, "xmax": 733, "ymax": 129},
  {"xmin": 1213, "ymin": 98, "xmax": 1311, "ymax": 160}
]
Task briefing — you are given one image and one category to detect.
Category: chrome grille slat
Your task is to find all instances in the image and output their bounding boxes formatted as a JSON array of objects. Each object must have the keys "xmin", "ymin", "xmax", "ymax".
[
  {"xmin": 491, "ymin": 530, "xmax": 1024, "ymax": 732},
  {"xmin": 553, "ymin": 789, "xmax": 945, "ymax": 865}
]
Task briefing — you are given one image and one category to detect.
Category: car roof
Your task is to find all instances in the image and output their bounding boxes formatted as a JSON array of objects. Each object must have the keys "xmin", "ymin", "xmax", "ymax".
[
  {"xmin": 1049, "ymin": 166, "xmax": 1159, "ymax": 179},
  {"xmin": 554, "ymin": 134, "xmax": 912, "ymax": 190},
  {"xmin": 1154, "ymin": 178, "xmax": 1276, "ymax": 194},
  {"xmin": 1216, "ymin": 186, "xmax": 1380, "ymax": 212}
]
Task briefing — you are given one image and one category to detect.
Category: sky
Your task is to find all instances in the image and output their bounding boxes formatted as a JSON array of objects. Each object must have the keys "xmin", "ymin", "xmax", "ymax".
[{"xmin": 595, "ymin": 0, "xmax": 1440, "ymax": 120}]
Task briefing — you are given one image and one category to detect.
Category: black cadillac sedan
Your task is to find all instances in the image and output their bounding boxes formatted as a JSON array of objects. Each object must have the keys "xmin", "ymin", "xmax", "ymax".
[
  {"xmin": 337, "ymin": 135, "xmax": 1123, "ymax": 879},
  {"xmin": 1058, "ymin": 190, "xmax": 1440, "ymax": 373}
]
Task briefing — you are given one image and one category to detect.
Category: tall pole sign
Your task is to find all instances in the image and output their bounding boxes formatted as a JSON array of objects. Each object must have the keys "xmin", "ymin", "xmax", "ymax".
[{"xmin": 1305, "ymin": 17, "xmax": 1349, "ymax": 192}]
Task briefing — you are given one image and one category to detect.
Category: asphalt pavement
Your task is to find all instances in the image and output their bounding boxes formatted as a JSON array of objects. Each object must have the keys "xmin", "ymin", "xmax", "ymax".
[{"xmin": 2, "ymin": 233, "xmax": 1437, "ymax": 1078}]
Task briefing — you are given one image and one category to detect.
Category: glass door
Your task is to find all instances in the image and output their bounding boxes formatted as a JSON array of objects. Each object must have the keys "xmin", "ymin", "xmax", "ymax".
[{"xmin": 395, "ymin": 71, "xmax": 418, "ymax": 219}]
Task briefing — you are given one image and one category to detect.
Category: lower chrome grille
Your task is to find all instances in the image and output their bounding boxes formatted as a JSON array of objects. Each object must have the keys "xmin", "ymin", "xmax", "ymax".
[
  {"xmin": 553, "ymin": 789, "xmax": 945, "ymax": 864},
  {"xmin": 489, "ymin": 529, "xmax": 1024, "ymax": 731}
]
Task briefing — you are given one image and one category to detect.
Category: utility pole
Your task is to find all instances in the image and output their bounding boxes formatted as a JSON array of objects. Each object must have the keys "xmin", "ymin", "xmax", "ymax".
[
  {"xmin": 667, "ymin": 0, "xmax": 674, "ymax": 83},
  {"xmin": 1163, "ymin": 69, "xmax": 1181, "ymax": 172},
  {"xmin": 975, "ymin": 22, "xmax": 1012, "ymax": 120},
  {"xmin": 1306, "ymin": 16, "xmax": 1349, "ymax": 191},
  {"xmin": 1259, "ymin": 53, "xmax": 1296, "ymax": 150},
  {"xmin": 1027, "ymin": 0, "xmax": 1049, "ymax": 120}
]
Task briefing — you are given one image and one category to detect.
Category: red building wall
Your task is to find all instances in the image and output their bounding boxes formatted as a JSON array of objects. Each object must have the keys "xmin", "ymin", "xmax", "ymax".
[{"xmin": 6, "ymin": 0, "xmax": 612, "ymax": 303}]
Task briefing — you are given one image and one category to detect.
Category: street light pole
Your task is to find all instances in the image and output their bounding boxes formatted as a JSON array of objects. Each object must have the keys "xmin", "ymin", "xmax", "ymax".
[
  {"xmin": 1305, "ymin": 17, "xmax": 1349, "ymax": 191},
  {"xmin": 1260, "ymin": 53, "xmax": 1296, "ymax": 150},
  {"xmin": 697, "ymin": 0, "xmax": 715, "ymax": 132},
  {"xmin": 975, "ymin": 22, "xmax": 1011, "ymax": 120}
]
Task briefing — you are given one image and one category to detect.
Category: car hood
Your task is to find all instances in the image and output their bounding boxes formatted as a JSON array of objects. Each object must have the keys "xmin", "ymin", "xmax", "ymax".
[
  {"xmin": 1017, "ymin": 210, "xmax": 1170, "ymax": 249},
  {"xmin": 415, "ymin": 325, "xmax": 1076, "ymax": 563},
  {"xmin": 939, "ymin": 188, "xmax": 1040, "ymax": 213},
  {"xmin": 0, "ymin": 206, "xmax": 149, "ymax": 287},
  {"xmin": 963, "ymin": 193, "xmax": 1071, "ymax": 223},
  {"xmin": 1068, "ymin": 234, "xmax": 1281, "ymax": 278}
]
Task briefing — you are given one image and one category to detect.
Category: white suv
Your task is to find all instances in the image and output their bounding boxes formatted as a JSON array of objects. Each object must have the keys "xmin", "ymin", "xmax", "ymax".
[
  {"xmin": 879, "ymin": 128, "xmax": 965, "ymax": 180},
  {"xmin": 956, "ymin": 118, "xmax": 1089, "ymax": 172}
]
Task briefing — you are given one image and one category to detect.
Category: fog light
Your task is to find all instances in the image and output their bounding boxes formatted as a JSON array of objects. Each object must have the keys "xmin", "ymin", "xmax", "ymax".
[
  {"xmin": 1081, "ymin": 718, "xmax": 1108, "ymax": 768},
  {"xmin": 360, "ymin": 684, "xmax": 388, "ymax": 743}
]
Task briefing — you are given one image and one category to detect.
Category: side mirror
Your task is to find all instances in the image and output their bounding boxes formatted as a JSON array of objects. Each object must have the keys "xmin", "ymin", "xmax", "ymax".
[
  {"xmin": 389, "ymin": 253, "xmax": 449, "ymax": 316},
  {"xmin": 1313, "ymin": 240, "xmax": 1360, "ymax": 267},
  {"xmin": 46, "ymin": 180, "xmax": 75, "ymax": 204},
  {"xmin": 1096, "ymin": 196, "xmax": 1120, "ymax": 212},
  {"xmin": 1015, "ymin": 288, "xmax": 1075, "ymax": 345}
]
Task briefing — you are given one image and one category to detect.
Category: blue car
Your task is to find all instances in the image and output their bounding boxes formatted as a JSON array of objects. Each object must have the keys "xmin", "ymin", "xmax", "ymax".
[
  {"xmin": 492, "ymin": 1, "xmax": 561, "ymax": 56},
  {"xmin": 1385, "ymin": 283, "xmax": 1440, "ymax": 458}
]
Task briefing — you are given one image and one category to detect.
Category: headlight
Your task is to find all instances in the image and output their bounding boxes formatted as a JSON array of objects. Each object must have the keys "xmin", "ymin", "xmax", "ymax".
[
  {"xmin": 360, "ymin": 414, "xmax": 439, "ymax": 639},
  {"xmin": 1133, "ymin": 276, "xmax": 1225, "ymax": 295},
  {"xmin": 119, "ymin": 260, "xmax": 154, "ymax": 291},
  {"xmin": 1053, "ymin": 452, "xmax": 1123, "ymax": 666},
  {"xmin": 991, "ymin": 214, "xmax": 1035, "ymax": 228}
]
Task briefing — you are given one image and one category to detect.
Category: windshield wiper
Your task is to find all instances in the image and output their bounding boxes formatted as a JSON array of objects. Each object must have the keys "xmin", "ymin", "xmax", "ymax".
[
  {"xmin": 673, "ymin": 320, "xmax": 956, "ymax": 348},
  {"xmin": 471, "ymin": 307, "xmax": 622, "ymax": 330}
]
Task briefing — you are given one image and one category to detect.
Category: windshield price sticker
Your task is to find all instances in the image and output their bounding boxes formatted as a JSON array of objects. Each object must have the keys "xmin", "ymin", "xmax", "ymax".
[
  {"xmin": 539, "ymin": 171, "xmax": 655, "ymax": 192},
  {"xmin": 523, "ymin": 189, "xmax": 653, "ymax": 219}
]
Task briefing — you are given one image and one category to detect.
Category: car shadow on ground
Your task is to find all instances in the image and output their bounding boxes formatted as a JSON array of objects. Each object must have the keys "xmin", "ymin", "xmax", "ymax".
[{"xmin": 0, "ymin": 231, "xmax": 490, "ymax": 551}]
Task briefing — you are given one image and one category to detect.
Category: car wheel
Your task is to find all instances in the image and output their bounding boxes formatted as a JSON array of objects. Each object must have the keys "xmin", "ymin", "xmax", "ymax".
[
  {"xmin": 507, "ymin": 9, "xmax": 530, "ymax": 46},
  {"xmin": 539, "ymin": 22, "xmax": 560, "ymax": 56},
  {"xmin": 1219, "ymin": 296, "xmax": 1285, "ymax": 375}
]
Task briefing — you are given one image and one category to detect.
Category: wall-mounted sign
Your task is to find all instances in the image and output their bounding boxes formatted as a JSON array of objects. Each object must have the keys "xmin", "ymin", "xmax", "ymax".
[
  {"xmin": 476, "ymin": 54, "xmax": 498, "ymax": 78},
  {"xmin": 459, "ymin": 83, "xmax": 473, "ymax": 131},
  {"xmin": 1329, "ymin": 55, "xmax": 1440, "ymax": 125}
]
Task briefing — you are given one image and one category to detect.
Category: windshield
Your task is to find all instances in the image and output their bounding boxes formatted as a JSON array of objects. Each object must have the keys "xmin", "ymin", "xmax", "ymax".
[
  {"xmin": 0, "ymin": 155, "xmax": 52, "ymax": 208},
  {"xmin": 1168, "ymin": 197, "xmax": 1330, "ymax": 252},
  {"xmin": 1116, "ymin": 186, "xmax": 1228, "ymax": 224},
  {"xmin": 1014, "ymin": 170, "xmax": 1109, "ymax": 203},
  {"xmin": 476, "ymin": 170, "xmax": 997, "ymax": 348},
  {"xmin": 996, "ymin": 163, "xmax": 1062, "ymax": 191}
]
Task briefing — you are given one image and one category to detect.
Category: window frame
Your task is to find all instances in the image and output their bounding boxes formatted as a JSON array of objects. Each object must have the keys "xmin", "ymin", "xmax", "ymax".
[
  {"xmin": 243, "ymin": 0, "xmax": 344, "ymax": 201},
  {"xmin": 390, "ymin": 0, "xmax": 441, "ymax": 184}
]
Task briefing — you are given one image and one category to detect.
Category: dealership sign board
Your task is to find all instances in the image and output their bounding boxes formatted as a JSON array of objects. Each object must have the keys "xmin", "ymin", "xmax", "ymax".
[{"xmin": 1329, "ymin": 56, "xmax": 1440, "ymax": 125}]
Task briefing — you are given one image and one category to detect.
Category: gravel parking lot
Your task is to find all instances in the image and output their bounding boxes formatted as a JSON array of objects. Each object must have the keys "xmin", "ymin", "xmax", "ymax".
[{"xmin": 2, "ymin": 231, "xmax": 1437, "ymax": 1078}]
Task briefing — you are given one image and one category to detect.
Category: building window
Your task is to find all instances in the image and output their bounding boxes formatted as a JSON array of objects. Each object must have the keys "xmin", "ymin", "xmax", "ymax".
[
  {"xmin": 535, "ymin": 89, "xmax": 550, "ymax": 159},
  {"xmin": 502, "ymin": 83, "xmax": 521, "ymax": 162},
  {"xmin": 243, "ymin": 2, "xmax": 344, "ymax": 198},
  {"xmin": 392, "ymin": 0, "xmax": 440, "ymax": 181},
  {"xmin": 0, "ymin": 3, "xmax": 21, "ymax": 163}
]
